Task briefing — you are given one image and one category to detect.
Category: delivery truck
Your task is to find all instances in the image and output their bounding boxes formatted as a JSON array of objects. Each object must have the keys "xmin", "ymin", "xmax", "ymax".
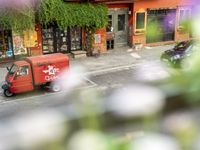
[{"xmin": 2, "ymin": 53, "xmax": 69, "ymax": 97}]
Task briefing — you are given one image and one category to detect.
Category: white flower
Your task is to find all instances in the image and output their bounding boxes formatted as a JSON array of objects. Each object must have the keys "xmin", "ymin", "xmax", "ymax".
[
  {"xmin": 108, "ymin": 84, "xmax": 165, "ymax": 117},
  {"xmin": 10, "ymin": 109, "xmax": 66, "ymax": 148},
  {"xmin": 130, "ymin": 133, "xmax": 180, "ymax": 150},
  {"xmin": 68, "ymin": 130, "xmax": 108, "ymax": 150}
]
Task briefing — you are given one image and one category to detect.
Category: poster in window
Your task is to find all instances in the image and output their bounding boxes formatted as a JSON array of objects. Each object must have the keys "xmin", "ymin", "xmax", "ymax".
[
  {"xmin": 24, "ymin": 30, "xmax": 38, "ymax": 47},
  {"xmin": 94, "ymin": 34, "xmax": 101, "ymax": 44},
  {"xmin": 12, "ymin": 32, "xmax": 27, "ymax": 55}
]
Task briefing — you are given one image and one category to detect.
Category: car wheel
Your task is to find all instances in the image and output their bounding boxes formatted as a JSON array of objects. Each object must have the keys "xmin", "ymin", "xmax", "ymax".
[
  {"xmin": 51, "ymin": 83, "xmax": 61, "ymax": 92},
  {"xmin": 4, "ymin": 89, "xmax": 14, "ymax": 97}
]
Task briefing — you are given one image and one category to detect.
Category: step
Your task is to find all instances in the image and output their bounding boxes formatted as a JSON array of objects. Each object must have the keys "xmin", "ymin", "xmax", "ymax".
[{"xmin": 71, "ymin": 50, "xmax": 87, "ymax": 58}]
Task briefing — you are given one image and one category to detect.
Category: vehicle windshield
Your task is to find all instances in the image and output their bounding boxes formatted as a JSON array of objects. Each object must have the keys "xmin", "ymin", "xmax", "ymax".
[
  {"xmin": 174, "ymin": 41, "xmax": 189, "ymax": 50},
  {"xmin": 8, "ymin": 64, "xmax": 18, "ymax": 76}
]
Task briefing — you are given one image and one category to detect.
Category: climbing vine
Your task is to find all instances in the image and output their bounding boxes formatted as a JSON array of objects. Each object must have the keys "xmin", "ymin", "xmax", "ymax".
[
  {"xmin": 0, "ymin": 0, "xmax": 108, "ymax": 52},
  {"xmin": 37, "ymin": 0, "xmax": 108, "ymax": 54},
  {"xmin": 37, "ymin": 0, "xmax": 108, "ymax": 29}
]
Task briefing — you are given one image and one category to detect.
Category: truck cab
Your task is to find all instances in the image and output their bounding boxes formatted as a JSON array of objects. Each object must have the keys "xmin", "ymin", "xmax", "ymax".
[{"xmin": 3, "ymin": 60, "xmax": 34, "ymax": 97}]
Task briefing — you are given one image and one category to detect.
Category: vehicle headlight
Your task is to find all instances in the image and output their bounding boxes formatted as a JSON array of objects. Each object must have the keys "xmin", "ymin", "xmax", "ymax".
[{"xmin": 172, "ymin": 55, "xmax": 180, "ymax": 60}]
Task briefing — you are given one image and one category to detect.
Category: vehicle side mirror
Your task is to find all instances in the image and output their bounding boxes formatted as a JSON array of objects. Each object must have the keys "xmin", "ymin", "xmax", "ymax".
[
  {"xmin": 16, "ymin": 71, "xmax": 20, "ymax": 76},
  {"xmin": 14, "ymin": 75, "xmax": 17, "ymax": 80},
  {"xmin": 6, "ymin": 66, "xmax": 10, "ymax": 72}
]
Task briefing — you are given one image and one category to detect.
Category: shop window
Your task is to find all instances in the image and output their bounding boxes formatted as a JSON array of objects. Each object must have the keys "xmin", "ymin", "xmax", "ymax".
[
  {"xmin": 70, "ymin": 27, "xmax": 82, "ymax": 51},
  {"xmin": 55, "ymin": 28, "xmax": 69, "ymax": 53},
  {"xmin": 0, "ymin": 30, "xmax": 13, "ymax": 59},
  {"xmin": 118, "ymin": 14, "xmax": 125, "ymax": 31},
  {"xmin": 106, "ymin": 15, "xmax": 113, "ymax": 32},
  {"xmin": 13, "ymin": 32, "xmax": 27, "ymax": 57},
  {"xmin": 42, "ymin": 27, "xmax": 54, "ymax": 54},
  {"xmin": 178, "ymin": 7, "xmax": 191, "ymax": 30},
  {"xmin": 135, "ymin": 12, "xmax": 146, "ymax": 34}
]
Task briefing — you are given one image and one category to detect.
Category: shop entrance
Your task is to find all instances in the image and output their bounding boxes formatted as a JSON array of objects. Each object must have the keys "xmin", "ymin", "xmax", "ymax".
[
  {"xmin": 146, "ymin": 9, "xmax": 176, "ymax": 43},
  {"xmin": 42, "ymin": 26, "xmax": 82, "ymax": 54},
  {"xmin": 106, "ymin": 8, "xmax": 128, "ymax": 49}
]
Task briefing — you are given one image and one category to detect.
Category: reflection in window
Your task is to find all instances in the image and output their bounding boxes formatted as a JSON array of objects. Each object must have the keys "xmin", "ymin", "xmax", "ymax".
[
  {"xmin": 118, "ymin": 14, "xmax": 125, "ymax": 31},
  {"xmin": 179, "ymin": 8, "xmax": 191, "ymax": 27},
  {"xmin": 136, "ymin": 12, "xmax": 145, "ymax": 29},
  {"xmin": 106, "ymin": 15, "xmax": 113, "ymax": 32},
  {"xmin": 9, "ymin": 64, "xmax": 17, "ymax": 76},
  {"xmin": 19, "ymin": 66, "xmax": 29, "ymax": 76}
]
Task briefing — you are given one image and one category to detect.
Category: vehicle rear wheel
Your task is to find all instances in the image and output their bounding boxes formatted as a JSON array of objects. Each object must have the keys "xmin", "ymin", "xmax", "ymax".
[
  {"xmin": 51, "ymin": 83, "xmax": 61, "ymax": 92},
  {"xmin": 4, "ymin": 89, "xmax": 14, "ymax": 97}
]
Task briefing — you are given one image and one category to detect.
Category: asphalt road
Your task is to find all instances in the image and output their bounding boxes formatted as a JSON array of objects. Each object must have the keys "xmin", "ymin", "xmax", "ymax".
[{"xmin": 0, "ymin": 60, "xmax": 169, "ymax": 120}]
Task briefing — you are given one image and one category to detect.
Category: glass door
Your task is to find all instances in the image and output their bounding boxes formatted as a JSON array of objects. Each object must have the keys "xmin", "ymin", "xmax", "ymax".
[
  {"xmin": 107, "ymin": 8, "xmax": 128, "ymax": 48},
  {"xmin": 70, "ymin": 27, "xmax": 82, "ymax": 51},
  {"xmin": 42, "ymin": 27, "xmax": 54, "ymax": 54},
  {"xmin": 55, "ymin": 28, "xmax": 69, "ymax": 53}
]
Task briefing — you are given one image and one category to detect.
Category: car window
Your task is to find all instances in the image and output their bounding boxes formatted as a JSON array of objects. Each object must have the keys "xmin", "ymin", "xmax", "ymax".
[
  {"xmin": 18, "ymin": 66, "xmax": 29, "ymax": 76},
  {"xmin": 8, "ymin": 64, "xmax": 18, "ymax": 76},
  {"xmin": 174, "ymin": 41, "xmax": 191, "ymax": 51},
  {"xmin": 185, "ymin": 45, "xmax": 193, "ymax": 53}
]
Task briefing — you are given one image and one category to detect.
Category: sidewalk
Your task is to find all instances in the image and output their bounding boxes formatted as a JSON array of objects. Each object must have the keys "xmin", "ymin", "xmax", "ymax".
[
  {"xmin": 71, "ymin": 45, "xmax": 173, "ymax": 74},
  {"xmin": 0, "ymin": 45, "xmax": 174, "ymax": 83}
]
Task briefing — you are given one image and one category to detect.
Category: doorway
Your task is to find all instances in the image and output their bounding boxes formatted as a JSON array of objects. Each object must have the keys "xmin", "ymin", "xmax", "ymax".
[{"xmin": 107, "ymin": 8, "xmax": 128, "ymax": 49}]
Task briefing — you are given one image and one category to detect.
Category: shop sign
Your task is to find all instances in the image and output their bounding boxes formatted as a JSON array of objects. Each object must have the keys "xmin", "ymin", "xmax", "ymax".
[{"xmin": 43, "ymin": 65, "xmax": 60, "ymax": 81}]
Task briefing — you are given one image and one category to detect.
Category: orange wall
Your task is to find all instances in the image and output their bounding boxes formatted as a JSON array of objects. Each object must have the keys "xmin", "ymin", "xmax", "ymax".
[
  {"xmin": 132, "ymin": 0, "xmax": 195, "ymax": 46},
  {"xmin": 30, "ymin": 23, "xmax": 43, "ymax": 56},
  {"xmin": 94, "ymin": 28, "xmax": 107, "ymax": 53},
  {"xmin": 134, "ymin": 0, "xmax": 195, "ymax": 11}
]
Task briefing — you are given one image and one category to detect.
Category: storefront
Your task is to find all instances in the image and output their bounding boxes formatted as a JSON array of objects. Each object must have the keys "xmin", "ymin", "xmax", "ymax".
[
  {"xmin": 0, "ymin": 27, "xmax": 40, "ymax": 63},
  {"xmin": 146, "ymin": 9, "xmax": 176, "ymax": 43},
  {"xmin": 42, "ymin": 26, "xmax": 82, "ymax": 54},
  {"xmin": 0, "ymin": 30, "xmax": 13, "ymax": 62},
  {"xmin": 132, "ymin": 0, "xmax": 196, "ymax": 46}
]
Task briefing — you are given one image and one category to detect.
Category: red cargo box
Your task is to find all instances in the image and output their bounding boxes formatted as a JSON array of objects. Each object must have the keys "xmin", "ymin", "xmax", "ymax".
[{"xmin": 25, "ymin": 53, "xmax": 69, "ymax": 85}]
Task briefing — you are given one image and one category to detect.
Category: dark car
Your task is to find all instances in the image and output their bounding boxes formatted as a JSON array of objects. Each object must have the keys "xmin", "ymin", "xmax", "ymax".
[{"xmin": 161, "ymin": 40, "xmax": 194, "ymax": 67}]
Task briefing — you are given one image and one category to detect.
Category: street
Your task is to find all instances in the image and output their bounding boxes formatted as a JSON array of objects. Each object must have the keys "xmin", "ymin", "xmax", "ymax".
[{"xmin": 0, "ymin": 60, "xmax": 169, "ymax": 120}]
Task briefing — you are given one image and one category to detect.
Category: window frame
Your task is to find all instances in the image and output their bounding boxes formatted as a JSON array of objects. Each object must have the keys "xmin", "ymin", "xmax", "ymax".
[
  {"xmin": 134, "ymin": 11, "xmax": 147, "ymax": 35},
  {"xmin": 178, "ymin": 6, "xmax": 191, "ymax": 30}
]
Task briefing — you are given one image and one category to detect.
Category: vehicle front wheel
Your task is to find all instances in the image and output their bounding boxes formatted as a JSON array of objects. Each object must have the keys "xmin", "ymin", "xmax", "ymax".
[{"xmin": 4, "ymin": 89, "xmax": 14, "ymax": 97}]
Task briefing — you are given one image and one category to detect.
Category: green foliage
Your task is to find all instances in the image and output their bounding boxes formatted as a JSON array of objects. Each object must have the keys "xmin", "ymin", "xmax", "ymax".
[
  {"xmin": 0, "ymin": 9, "xmax": 35, "ymax": 32},
  {"xmin": 37, "ymin": 0, "xmax": 108, "ymax": 29},
  {"xmin": 0, "ymin": 0, "xmax": 108, "ymax": 32},
  {"xmin": 169, "ymin": 44, "xmax": 200, "ymax": 104}
]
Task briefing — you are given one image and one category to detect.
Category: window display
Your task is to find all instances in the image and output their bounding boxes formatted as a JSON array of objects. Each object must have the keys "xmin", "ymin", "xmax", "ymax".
[
  {"xmin": 55, "ymin": 28, "xmax": 69, "ymax": 53},
  {"xmin": 71, "ymin": 27, "xmax": 82, "ymax": 51},
  {"xmin": 42, "ymin": 28, "xmax": 54, "ymax": 54},
  {"xmin": 42, "ymin": 26, "xmax": 82, "ymax": 54},
  {"xmin": 0, "ymin": 30, "xmax": 13, "ymax": 59}
]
